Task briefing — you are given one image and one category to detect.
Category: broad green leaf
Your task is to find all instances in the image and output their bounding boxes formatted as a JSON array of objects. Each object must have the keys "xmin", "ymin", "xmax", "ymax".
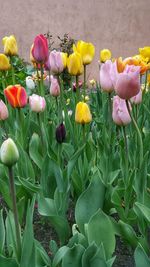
[
  {"xmin": 75, "ymin": 170, "xmax": 105, "ymax": 233},
  {"xmin": 0, "ymin": 255, "xmax": 19, "ymax": 267},
  {"xmin": 87, "ymin": 210, "xmax": 116, "ymax": 259},
  {"xmin": 134, "ymin": 202, "xmax": 150, "ymax": 222},
  {"xmin": 0, "ymin": 210, "xmax": 5, "ymax": 254},
  {"xmin": 29, "ymin": 133, "xmax": 43, "ymax": 170},
  {"xmin": 134, "ymin": 244, "xmax": 150, "ymax": 267},
  {"xmin": 52, "ymin": 246, "xmax": 69, "ymax": 267},
  {"xmin": 62, "ymin": 244, "xmax": 85, "ymax": 267}
]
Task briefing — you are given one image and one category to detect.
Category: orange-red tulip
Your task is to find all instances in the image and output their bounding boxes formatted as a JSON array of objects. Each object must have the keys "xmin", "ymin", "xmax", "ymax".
[{"xmin": 4, "ymin": 85, "xmax": 27, "ymax": 108}]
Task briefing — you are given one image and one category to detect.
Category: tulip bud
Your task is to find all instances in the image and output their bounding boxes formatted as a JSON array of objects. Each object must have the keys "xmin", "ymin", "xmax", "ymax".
[
  {"xmin": 2, "ymin": 35, "xmax": 18, "ymax": 56},
  {"xmin": 100, "ymin": 49, "xmax": 112, "ymax": 63},
  {"xmin": 0, "ymin": 138, "xmax": 19, "ymax": 167},
  {"xmin": 112, "ymin": 96, "xmax": 131, "ymax": 126},
  {"xmin": 0, "ymin": 54, "xmax": 11, "ymax": 71},
  {"xmin": 67, "ymin": 52, "xmax": 83, "ymax": 76},
  {"xmin": 56, "ymin": 123, "xmax": 66, "ymax": 143},
  {"xmin": 75, "ymin": 102, "xmax": 92, "ymax": 124},
  {"xmin": 29, "ymin": 94, "xmax": 46, "ymax": 113},
  {"xmin": 0, "ymin": 100, "xmax": 9, "ymax": 120},
  {"xmin": 49, "ymin": 50, "xmax": 66, "ymax": 74},
  {"xmin": 99, "ymin": 60, "xmax": 114, "ymax": 93},
  {"xmin": 50, "ymin": 75, "xmax": 60, "ymax": 97},
  {"xmin": 32, "ymin": 34, "xmax": 49, "ymax": 64},
  {"xmin": 26, "ymin": 76, "xmax": 35, "ymax": 91}
]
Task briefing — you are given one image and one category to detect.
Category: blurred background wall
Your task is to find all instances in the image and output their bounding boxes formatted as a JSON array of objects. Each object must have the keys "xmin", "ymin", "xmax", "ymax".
[{"xmin": 0, "ymin": 0, "xmax": 150, "ymax": 79}]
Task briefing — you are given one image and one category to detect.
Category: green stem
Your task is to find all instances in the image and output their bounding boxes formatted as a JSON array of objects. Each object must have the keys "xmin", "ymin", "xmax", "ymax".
[
  {"xmin": 126, "ymin": 100, "xmax": 143, "ymax": 168},
  {"xmin": 83, "ymin": 65, "xmax": 86, "ymax": 101},
  {"xmin": 36, "ymin": 66, "xmax": 40, "ymax": 95},
  {"xmin": 17, "ymin": 108, "xmax": 24, "ymax": 146},
  {"xmin": 144, "ymin": 70, "xmax": 148, "ymax": 91},
  {"xmin": 76, "ymin": 75, "xmax": 80, "ymax": 103},
  {"xmin": 8, "ymin": 167, "xmax": 21, "ymax": 261},
  {"xmin": 37, "ymin": 113, "xmax": 44, "ymax": 153},
  {"xmin": 82, "ymin": 124, "xmax": 86, "ymax": 143},
  {"xmin": 57, "ymin": 75, "xmax": 63, "ymax": 122},
  {"xmin": 10, "ymin": 56, "xmax": 15, "ymax": 84},
  {"xmin": 108, "ymin": 92, "xmax": 112, "ymax": 123},
  {"xmin": 40, "ymin": 64, "xmax": 44, "ymax": 96}
]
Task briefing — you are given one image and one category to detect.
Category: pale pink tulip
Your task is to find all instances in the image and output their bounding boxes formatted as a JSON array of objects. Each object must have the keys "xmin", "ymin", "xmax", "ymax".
[
  {"xmin": 29, "ymin": 94, "xmax": 46, "ymax": 113},
  {"xmin": 112, "ymin": 95, "xmax": 131, "ymax": 126},
  {"xmin": 50, "ymin": 75, "xmax": 60, "ymax": 97},
  {"xmin": 49, "ymin": 50, "xmax": 64, "ymax": 74},
  {"xmin": 99, "ymin": 60, "xmax": 114, "ymax": 93},
  {"xmin": 115, "ymin": 65, "xmax": 140, "ymax": 100},
  {"xmin": 0, "ymin": 100, "xmax": 9, "ymax": 120},
  {"xmin": 130, "ymin": 90, "xmax": 142, "ymax": 104}
]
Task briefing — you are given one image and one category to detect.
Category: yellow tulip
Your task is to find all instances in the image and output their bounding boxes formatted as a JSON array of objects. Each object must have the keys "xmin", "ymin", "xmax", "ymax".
[
  {"xmin": 75, "ymin": 40, "xmax": 95, "ymax": 65},
  {"xmin": 139, "ymin": 47, "xmax": 150, "ymax": 62},
  {"xmin": 0, "ymin": 54, "xmax": 11, "ymax": 70},
  {"xmin": 75, "ymin": 101, "xmax": 92, "ymax": 124},
  {"xmin": 67, "ymin": 52, "xmax": 83, "ymax": 76},
  {"xmin": 100, "ymin": 49, "xmax": 111, "ymax": 63},
  {"xmin": 2, "ymin": 35, "xmax": 18, "ymax": 56},
  {"xmin": 61, "ymin": 52, "xmax": 67, "ymax": 68}
]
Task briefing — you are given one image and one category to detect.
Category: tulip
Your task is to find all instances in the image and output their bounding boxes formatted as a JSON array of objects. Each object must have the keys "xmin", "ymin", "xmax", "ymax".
[
  {"xmin": 100, "ymin": 49, "xmax": 112, "ymax": 63},
  {"xmin": 72, "ymin": 80, "xmax": 83, "ymax": 92},
  {"xmin": 4, "ymin": 85, "xmax": 27, "ymax": 108},
  {"xmin": 50, "ymin": 75, "xmax": 60, "ymax": 97},
  {"xmin": 67, "ymin": 52, "xmax": 83, "ymax": 76},
  {"xmin": 44, "ymin": 54, "xmax": 51, "ymax": 71},
  {"xmin": 75, "ymin": 40, "xmax": 95, "ymax": 65},
  {"xmin": 32, "ymin": 34, "xmax": 49, "ymax": 64},
  {"xmin": 49, "ymin": 50, "xmax": 66, "ymax": 74},
  {"xmin": 115, "ymin": 65, "xmax": 141, "ymax": 100},
  {"xmin": 130, "ymin": 90, "xmax": 142, "ymax": 105},
  {"xmin": 0, "ymin": 54, "xmax": 11, "ymax": 71},
  {"xmin": 29, "ymin": 94, "xmax": 46, "ymax": 113},
  {"xmin": 75, "ymin": 101, "xmax": 92, "ymax": 124},
  {"xmin": 0, "ymin": 138, "xmax": 19, "ymax": 167},
  {"xmin": 56, "ymin": 123, "xmax": 66, "ymax": 143},
  {"xmin": 99, "ymin": 60, "xmax": 114, "ymax": 93},
  {"xmin": 26, "ymin": 76, "xmax": 35, "ymax": 91},
  {"xmin": 112, "ymin": 96, "xmax": 131, "ymax": 126},
  {"xmin": 139, "ymin": 46, "xmax": 150, "ymax": 62},
  {"xmin": 0, "ymin": 100, "xmax": 9, "ymax": 120},
  {"xmin": 2, "ymin": 35, "xmax": 18, "ymax": 56}
]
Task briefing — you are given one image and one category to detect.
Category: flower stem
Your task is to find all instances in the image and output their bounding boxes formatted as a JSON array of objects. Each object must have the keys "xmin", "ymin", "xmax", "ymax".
[
  {"xmin": 83, "ymin": 65, "xmax": 86, "ymax": 101},
  {"xmin": 40, "ymin": 64, "xmax": 44, "ymax": 96},
  {"xmin": 36, "ymin": 67, "xmax": 40, "ymax": 95},
  {"xmin": 76, "ymin": 75, "xmax": 80, "ymax": 103},
  {"xmin": 57, "ymin": 75, "xmax": 63, "ymax": 122},
  {"xmin": 10, "ymin": 56, "xmax": 16, "ymax": 85},
  {"xmin": 126, "ymin": 100, "xmax": 143, "ymax": 168},
  {"xmin": 8, "ymin": 166, "xmax": 21, "ymax": 260},
  {"xmin": 37, "ymin": 113, "xmax": 44, "ymax": 152}
]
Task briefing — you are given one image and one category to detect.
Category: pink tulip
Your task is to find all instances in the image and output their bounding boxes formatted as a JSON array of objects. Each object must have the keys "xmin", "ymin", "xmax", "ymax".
[
  {"xmin": 0, "ymin": 100, "xmax": 9, "ymax": 120},
  {"xmin": 29, "ymin": 94, "xmax": 46, "ymax": 113},
  {"xmin": 49, "ymin": 50, "xmax": 64, "ymax": 74},
  {"xmin": 115, "ymin": 65, "xmax": 141, "ymax": 100},
  {"xmin": 99, "ymin": 60, "xmax": 114, "ymax": 93},
  {"xmin": 32, "ymin": 34, "xmax": 49, "ymax": 64},
  {"xmin": 50, "ymin": 75, "xmax": 60, "ymax": 97},
  {"xmin": 130, "ymin": 90, "xmax": 142, "ymax": 104},
  {"xmin": 112, "ymin": 95, "xmax": 131, "ymax": 126},
  {"xmin": 44, "ymin": 54, "xmax": 51, "ymax": 71}
]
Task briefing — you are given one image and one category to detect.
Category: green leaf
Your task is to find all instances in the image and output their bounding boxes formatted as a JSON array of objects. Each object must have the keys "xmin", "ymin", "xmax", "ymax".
[
  {"xmin": 134, "ymin": 202, "xmax": 150, "ymax": 222},
  {"xmin": 0, "ymin": 210, "xmax": 5, "ymax": 254},
  {"xmin": 52, "ymin": 246, "xmax": 69, "ymax": 267},
  {"xmin": 0, "ymin": 255, "xmax": 19, "ymax": 267},
  {"xmin": 118, "ymin": 220, "xmax": 138, "ymax": 248},
  {"xmin": 134, "ymin": 244, "xmax": 150, "ymax": 267},
  {"xmin": 87, "ymin": 210, "xmax": 116, "ymax": 259},
  {"xmin": 29, "ymin": 133, "xmax": 43, "ymax": 170},
  {"xmin": 41, "ymin": 156, "xmax": 64, "ymax": 198},
  {"xmin": 62, "ymin": 244, "xmax": 85, "ymax": 267},
  {"xmin": 75, "ymin": 169, "xmax": 105, "ymax": 233}
]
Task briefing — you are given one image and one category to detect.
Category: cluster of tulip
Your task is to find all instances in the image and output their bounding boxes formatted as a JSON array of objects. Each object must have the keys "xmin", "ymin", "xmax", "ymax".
[{"xmin": 0, "ymin": 32, "xmax": 150, "ymax": 267}]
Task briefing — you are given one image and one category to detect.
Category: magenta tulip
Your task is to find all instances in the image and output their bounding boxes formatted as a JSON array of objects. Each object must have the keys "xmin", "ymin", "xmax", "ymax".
[
  {"xmin": 32, "ymin": 34, "xmax": 49, "ymax": 64},
  {"xmin": 99, "ymin": 60, "xmax": 114, "ymax": 93},
  {"xmin": 50, "ymin": 75, "xmax": 60, "ymax": 97},
  {"xmin": 112, "ymin": 95, "xmax": 131, "ymax": 126},
  {"xmin": 29, "ymin": 94, "xmax": 46, "ymax": 113},
  {"xmin": 0, "ymin": 100, "xmax": 8, "ymax": 120}
]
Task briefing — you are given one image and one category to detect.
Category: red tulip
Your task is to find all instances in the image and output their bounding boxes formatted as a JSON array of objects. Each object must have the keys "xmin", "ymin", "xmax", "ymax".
[
  {"xmin": 4, "ymin": 85, "xmax": 27, "ymax": 108},
  {"xmin": 32, "ymin": 34, "xmax": 49, "ymax": 64}
]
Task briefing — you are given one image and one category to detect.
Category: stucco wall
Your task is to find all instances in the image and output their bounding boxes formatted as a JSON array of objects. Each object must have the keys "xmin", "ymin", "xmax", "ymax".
[{"xmin": 0, "ymin": 0, "xmax": 150, "ymax": 79}]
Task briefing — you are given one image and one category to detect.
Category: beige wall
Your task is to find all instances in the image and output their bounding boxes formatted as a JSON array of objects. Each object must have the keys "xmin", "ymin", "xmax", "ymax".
[{"xmin": 0, "ymin": 0, "xmax": 150, "ymax": 79}]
